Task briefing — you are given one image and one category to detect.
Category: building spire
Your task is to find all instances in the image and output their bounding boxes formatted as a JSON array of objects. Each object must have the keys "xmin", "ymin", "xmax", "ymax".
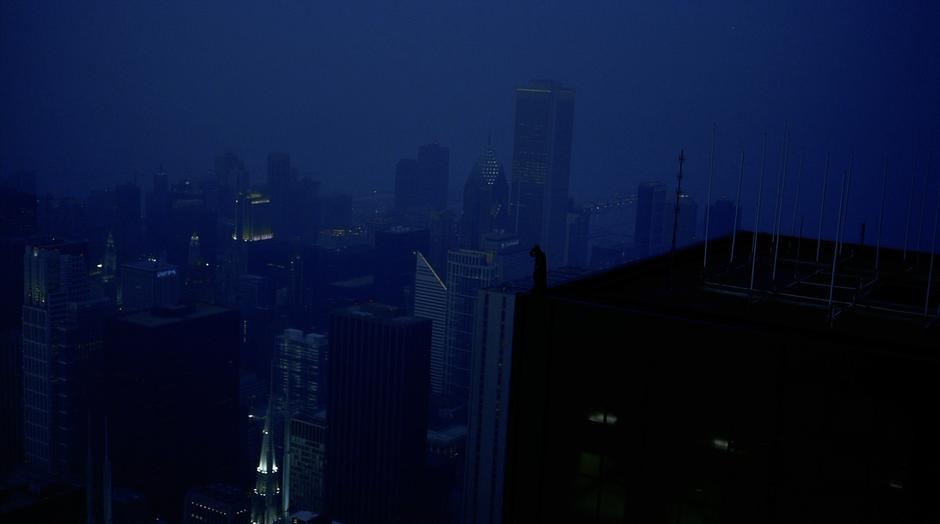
[{"xmin": 251, "ymin": 389, "xmax": 281, "ymax": 524}]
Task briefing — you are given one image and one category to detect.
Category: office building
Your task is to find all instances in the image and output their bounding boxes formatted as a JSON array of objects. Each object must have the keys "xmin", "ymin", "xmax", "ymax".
[
  {"xmin": 276, "ymin": 329, "xmax": 327, "ymax": 417},
  {"xmin": 287, "ymin": 412, "xmax": 327, "ymax": 515},
  {"xmin": 413, "ymin": 251, "xmax": 447, "ymax": 397},
  {"xmin": 103, "ymin": 303, "xmax": 239, "ymax": 517},
  {"xmin": 460, "ymin": 145, "xmax": 509, "ymax": 250},
  {"xmin": 119, "ymin": 259, "xmax": 180, "ymax": 312},
  {"xmin": 504, "ymin": 233, "xmax": 940, "ymax": 522},
  {"xmin": 326, "ymin": 305, "xmax": 430, "ymax": 523},
  {"xmin": 444, "ymin": 250, "xmax": 498, "ymax": 406},
  {"xmin": 509, "ymin": 80, "xmax": 575, "ymax": 267},
  {"xmin": 21, "ymin": 240, "xmax": 94, "ymax": 477},
  {"xmin": 235, "ymin": 192, "xmax": 274, "ymax": 243},
  {"xmin": 462, "ymin": 268, "xmax": 585, "ymax": 524}
]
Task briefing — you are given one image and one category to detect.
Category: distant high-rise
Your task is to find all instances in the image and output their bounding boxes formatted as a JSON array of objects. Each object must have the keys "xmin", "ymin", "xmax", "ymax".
[
  {"xmin": 235, "ymin": 192, "xmax": 274, "ymax": 242},
  {"xmin": 326, "ymin": 305, "xmax": 430, "ymax": 523},
  {"xmin": 276, "ymin": 329, "xmax": 327, "ymax": 417},
  {"xmin": 413, "ymin": 251, "xmax": 447, "ymax": 397},
  {"xmin": 266, "ymin": 153, "xmax": 294, "ymax": 239},
  {"xmin": 460, "ymin": 145, "xmax": 509, "ymax": 250},
  {"xmin": 443, "ymin": 250, "xmax": 498, "ymax": 406},
  {"xmin": 21, "ymin": 240, "xmax": 100, "ymax": 478},
  {"xmin": 418, "ymin": 142, "xmax": 450, "ymax": 211},
  {"xmin": 119, "ymin": 259, "xmax": 180, "ymax": 312},
  {"xmin": 635, "ymin": 181, "xmax": 668, "ymax": 257},
  {"xmin": 373, "ymin": 226, "xmax": 430, "ymax": 308},
  {"xmin": 215, "ymin": 152, "xmax": 250, "ymax": 220},
  {"xmin": 395, "ymin": 143, "xmax": 450, "ymax": 213},
  {"xmin": 509, "ymin": 80, "xmax": 576, "ymax": 267}
]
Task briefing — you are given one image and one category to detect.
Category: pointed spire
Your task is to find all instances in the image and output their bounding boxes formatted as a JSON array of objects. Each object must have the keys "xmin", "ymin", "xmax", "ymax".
[{"xmin": 252, "ymin": 384, "xmax": 281, "ymax": 524}]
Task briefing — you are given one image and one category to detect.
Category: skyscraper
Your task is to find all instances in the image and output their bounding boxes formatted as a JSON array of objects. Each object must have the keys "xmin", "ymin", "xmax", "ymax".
[
  {"xmin": 418, "ymin": 142, "xmax": 451, "ymax": 211},
  {"xmin": 326, "ymin": 305, "xmax": 430, "ymax": 523},
  {"xmin": 276, "ymin": 329, "xmax": 327, "ymax": 417},
  {"xmin": 287, "ymin": 412, "xmax": 327, "ymax": 515},
  {"xmin": 394, "ymin": 143, "xmax": 450, "ymax": 213},
  {"xmin": 462, "ymin": 268, "xmax": 585, "ymax": 524},
  {"xmin": 21, "ymin": 240, "xmax": 97, "ymax": 478},
  {"xmin": 460, "ymin": 145, "xmax": 509, "ymax": 250},
  {"xmin": 443, "ymin": 250, "xmax": 498, "ymax": 406},
  {"xmin": 103, "ymin": 303, "xmax": 239, "ymax": 517},
  {"xmin": 119, "ymin": 259, "xmax": 180, "ymax": 312},
  {"xmin": 251, "ymin": 396, "xmax": 281, "ymax": 524},
  {"xmin": 413, "ymin": 251, "xmax": 447, "ymax": 397},
  {"xmin": 235, "ymin": 192, "xmax": 274, "ymax": 243},
  {"xmin": 266, "ymin": 152, "xmax": 294, "ymax": 240},
  {"xmin": 509, "ymin": 80, "xmax": 575, "ymax": 267}
]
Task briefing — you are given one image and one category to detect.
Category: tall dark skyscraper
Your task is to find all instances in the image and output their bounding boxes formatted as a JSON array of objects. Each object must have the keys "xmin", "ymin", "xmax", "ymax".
[
  {"xmin": 460, "ymin": 145, "xmax": 509, "ymax": 250},
  {"xmin": 103, "ymin": 304, "xmax": 239, "ymax": 518},
  {"xmin": 326, "ymin": 304, "xmax": 430, "ymax": 523},
  {"xmin": 509, "ymin": 80, "xmax": 575, "ymax": 267},
  {"xmin": 394, "ymin": 143, "xmax": 450, "ymax": 213},
  {"xmin": 418, "ymin": 142, "xmax": 450, "ymax": 211},
  {"xmin": 266, "ymin": 152, "xmax": 294, "ymax": 239}
]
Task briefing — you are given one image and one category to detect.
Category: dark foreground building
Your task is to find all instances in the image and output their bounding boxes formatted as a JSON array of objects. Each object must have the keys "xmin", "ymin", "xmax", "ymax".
[
  {"xmin": 103, "ymin": 304, "xmax": 239, "ymax": 520},
  {"xmin": 505, "ymin": 232, "xmax": 940, "ymax": 523}
]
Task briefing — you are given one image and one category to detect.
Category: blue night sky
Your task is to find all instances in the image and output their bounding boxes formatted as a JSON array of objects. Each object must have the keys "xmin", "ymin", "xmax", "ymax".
[{"xmin": 2, "ymin": 1, "xmax": 938, "ymax": 247}]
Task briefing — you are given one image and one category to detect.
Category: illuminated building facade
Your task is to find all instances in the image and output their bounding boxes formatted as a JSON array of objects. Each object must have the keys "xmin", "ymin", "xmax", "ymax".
[{"xmin": 236, "ymin": 192, "xmax": 274, "ymax": 243}]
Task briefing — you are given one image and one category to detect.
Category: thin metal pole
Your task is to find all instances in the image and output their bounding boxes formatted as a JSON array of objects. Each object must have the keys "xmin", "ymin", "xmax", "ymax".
[
  {"xmin": 838, "ymin": 153, "xmax": 854, "ymax": 256},
  {"xmin": 916, "ymin": 155, "xmax": 930, "ymax": 255},
  {"xmin": 730, "ymin": 150, "xmax": 745, "ymax": 264},
  {"xmin": 750, "ymin": 134, "xmax": 768, "ymax": 291},
  {"xmin": 875, "ymin": 159, "xmax": 888, "ymax": 272},
  {"xmin": 771, "ymin": 127, "xmax": 791, "ymax": 281},
  {"xmin": 703, "ymin": 124, "xmax": 716, "ymax": 270},
  {"xmin": 925, "ymin": 187, "xmax": 940, "ymax": 316},
  {"xmin": 790, "ymin": 149, "xmax": 805, "ymax": 236},
  {"xmin": 828, "ymin": 169, "xmax": 850, "ymax": 317},
  {"xmin": 903, "ymin": 155, "xmax": 917, "ymax": 261},
  {"xmin": 816, "ymin": 153, "xmax": 830, "ymax": 263}
]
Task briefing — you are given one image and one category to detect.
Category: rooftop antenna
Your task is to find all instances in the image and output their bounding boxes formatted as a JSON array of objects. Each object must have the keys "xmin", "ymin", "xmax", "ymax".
[
  {"xmin": 730, "ymin": 150, "xmax": 745, "ymax": 264},
  {"xmin": 925, "ymin": 185, "xmax": 940, "ymax": 316},
  {"xmin": 816, "ymin": 153, "xmax": 831, "ymax": 263},
  {"xmin": 828, "ymin": 169, "xmax": 850, "ymax": 322},
  {"xmin": 771, "ymin": 123, "xmax": 790, "ymax": 247},
  {"xmin": 790, "ymin": 149, "xmax": 805, "ymax": 236},
  {"xmin": 903, "ymin": 154, "xmax": 917, "ymax": 261},
  {"xmin": 749, "ymin": 133, "xmax": 768, "ymax": 291},
  {"xmin": 875, "ymin": 159, "xmax": 888, "ymax": 272},
  {"xmin": 771, "ymin": 125, "xmax": 791, "ymax": 282},
  {"xmin": 703, "ymin": 124, "xmax": 716, "ymax": 271},
  {"xmin": 669, "ymin": 150, "xmax": 685, "ymax": 290}
]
